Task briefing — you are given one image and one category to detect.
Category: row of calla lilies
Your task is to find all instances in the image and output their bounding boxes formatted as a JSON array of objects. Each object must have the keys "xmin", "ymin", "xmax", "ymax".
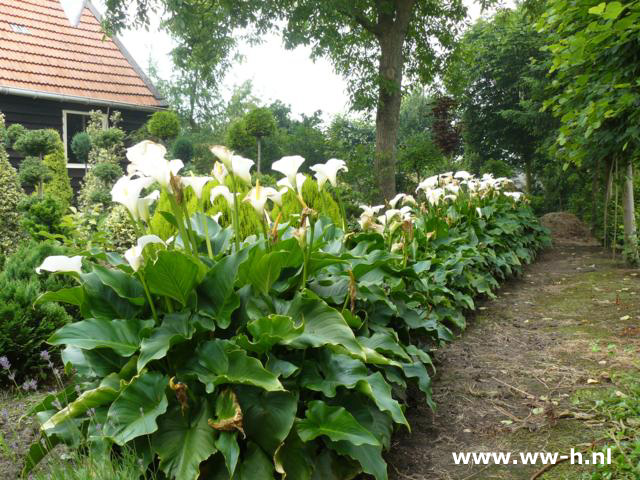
[
  {"xmin": 27, "ymin": 142, "xmax": 539, "ymax": 480},
  {"xmin": 37, "ymin": 141, "xmax": 349, "ymax": 278}
]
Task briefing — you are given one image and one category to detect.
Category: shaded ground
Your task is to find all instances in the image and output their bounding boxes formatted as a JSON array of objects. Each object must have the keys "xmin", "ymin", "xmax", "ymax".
[{"xmin": 388, "ymin": 242, "xmax": 640, "ymax": 479}]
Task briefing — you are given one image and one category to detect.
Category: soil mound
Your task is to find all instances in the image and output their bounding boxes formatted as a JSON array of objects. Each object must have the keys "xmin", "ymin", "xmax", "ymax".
[{"xmin": 540, "ymin": 212, "xmax": 599, "ymax": 245}]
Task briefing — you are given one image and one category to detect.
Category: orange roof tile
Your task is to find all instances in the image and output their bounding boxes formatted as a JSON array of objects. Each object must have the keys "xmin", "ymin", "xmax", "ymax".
[{"xmin": 0, "ymin": 0, "xmax": 165, "ymax": 108}]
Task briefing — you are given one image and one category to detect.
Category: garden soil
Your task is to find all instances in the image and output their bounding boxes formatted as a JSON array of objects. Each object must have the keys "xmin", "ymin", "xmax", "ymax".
[{"xmin": 387, "ymin": 215, "xmax": 639, "ymax": 479}]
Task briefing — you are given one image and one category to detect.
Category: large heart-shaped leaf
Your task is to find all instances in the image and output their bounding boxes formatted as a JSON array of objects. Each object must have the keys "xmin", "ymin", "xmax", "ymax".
[
  {"xmin": 137, "ymin": 312, "xmax": 195, "ymax": 371},
  {"xmin": 36, "ymin": 286, "xmax": 85, "ymax": 306},
  {"xmin": 185, "ymin": 340, "xmax": 283, "ymax": 393},
  {"xmin": 243, "ymin": 249, "xmax": 290, "ymax": 295},
  {"xmin": 104, "ymin": 372, "xmax": 168, "ymax": 445},
  {"xmin": 41, "ymin": 374, "xmax": 121, "ymax": 432},
  {"xmin": 80, "ymin": 272, "xmax": 141, "ymax": 320},
  {"xmin": 236, "ymin": 386, "xmax": 298, "ymax": 455},
  {"xmin": 198, "ymin": 248, "xmax": 249, "ymax": 328},
  {"xmin": 236, "ymin": 315, "xmax": 303, "ymax": 354},
  {"xmin": 236, "ymin": 442, "xmax": 275, "ymax": 480},
  {"xmin": 92, "ymin": 264, "xmax": 145, "ymax": 305},
  {"xmin": 154, "ymin": 403, "xmax": 217, "ymax": 480},
  {"xmin": 48, "ymin": 318, "xmax": 154, "ymax": 357},
  {"xmin": 274, "ymin": 430, "xmax": 314, "ymax": 480},
  {"xmin": 286, "ymin": 290, "xmax": 363, "ymax": 355},
  {"xmin": 144, "ymin": 250, "xmax": 200, "ymax": 306},
  {"xmin": 297, "ymin": 401, "xmax": 380, "ymax": 447}
]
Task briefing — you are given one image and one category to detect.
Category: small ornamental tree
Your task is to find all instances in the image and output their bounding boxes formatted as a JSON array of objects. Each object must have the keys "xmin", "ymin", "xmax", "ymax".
[
  {"xmin": 245, "ymin": 107, "xmax": 276, "ymax": 174},
  {"xmin": 43, "ymin": 135, "xmax": 73, "ymax": 208},
  {"xmin": 78, "ymin": 111, "xmax": 126, "ymax": 212},
  {"xmin": 147, "ymin": 110, "xmax": 181, "ymax": 143},
  {"xmin": 18, "ymin": 156, "xmax": 52, "ymax": 197},
  {"xmin": 71, "ymin": 131, "xmax": 92, "ymax": 166},
  {"xmin": 0, "ymin": 112, "xmax": 26, "ymax": 257},
  {"xmin": 5, "ymin": 123, "xmax": 26, "ymax": 149},
  {"xmin": 13, "ymin": 129, "xmax": 59, "ymax": 160}
]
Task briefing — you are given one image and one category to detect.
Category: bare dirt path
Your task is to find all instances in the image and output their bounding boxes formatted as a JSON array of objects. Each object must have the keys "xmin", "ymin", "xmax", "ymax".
[{"xmin": 388, "ymin": 243, "xmax": 640, "ymax": 480}]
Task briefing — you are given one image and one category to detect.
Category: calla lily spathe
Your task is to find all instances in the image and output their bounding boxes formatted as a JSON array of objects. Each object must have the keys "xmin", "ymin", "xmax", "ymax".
[
  {"xmin": 230, "ymin": 155, "xmax": 254, "ymax": 185},
  {"xmin": 36, "ymin": 255, "xmax": 83, "ymax": 275},
  {"xmin": 137, "ymin": 190, "xmax": 160, "ymax": 223},
  {"xmin": 111, "ymin": 176, "xmax": 155, "ymax": 220},
  {"xmin": 210, "ymin": 145, "xmax": 234, "ymax": 170},
  {"xmin": 126, "ymin": 141, "xmax": 167, "ymax": 173},
  {"xmin": 416, "ymin": 175, "xmax": 440, "ymax": 192},
  {"xmin": 272, "ymin": 156, "xmax": 305, "ymax": 186},
  {"xmin": 181, "ymin": 176, "xmax": 213, "ymax": 200},
  {"xmin": 210, "ymin": 186, "xmax": 235, "ymax": 207},
  {"xmin": 213, "ymin": 161, "xmax": 228, "ymax": 185},
  {"xmin": 310, "ymin": 158, "xmax": 348, "ymax": 190},
  {"xmin": 389, "ymin": 193, "xmax": 416, "ymax": 209},
  {"xmin": 277, "ymin": 173, "xmax": 307, "ymax": 194},
  {"xmin": 244, "ymin": 182, "xmax": 278, "ymax": 215},
  {"xmin": 124, "ymin": 235, "xmax": 165, "ymax": 272}
]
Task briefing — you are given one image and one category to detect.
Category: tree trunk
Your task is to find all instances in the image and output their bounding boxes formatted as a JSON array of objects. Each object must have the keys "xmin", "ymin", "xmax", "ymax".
[
  {"xmin": 622, "ymin": 160, "xmax": 637, "ymax": 263},
  {"xmin": 375, "ymin": 33, "xmax": 404, "ymax": 200},
  {"xmin": 591, "ymin": 156, "xmax": 600, "ymax": 233},
  {"xmin": 374, "ymin": 0, "xmax": 415, "ymax": 201},
  {"xmin": 603, "ymin": 157, "xmax": 614, "ymax": 248},
  {"xmin": 257, "ymin": 138, "xmax": 262, "ymax": 175},
  {"xmin": 524, "ymin": 156, "xmax": 533, "ymax": 194}
]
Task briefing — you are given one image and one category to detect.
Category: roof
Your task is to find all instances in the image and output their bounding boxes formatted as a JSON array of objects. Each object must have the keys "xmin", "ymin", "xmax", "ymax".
[{"xmin": 0, "ymin": 0, "xmax": 165, "ymax": 109}]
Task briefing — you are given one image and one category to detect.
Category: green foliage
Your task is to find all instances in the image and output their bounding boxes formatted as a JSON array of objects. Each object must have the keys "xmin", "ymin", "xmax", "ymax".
[
  {"xmin": 103, "ymin": 205, "xmax": 137, "ymax": 252},
  {"xmin": 78, "ymin": 112, "xmax": 126, "ymax": 212},
  {"xmin": 171, "ymin": 136, "xmax": 195, "ymax": 163},
  {"xmin": 0, "ymin": 241, "xmax": 73, "ymax": 383},
  {"xmin": 18, "ymin": 157, "xmax": 52, "ymax": 195},
  {"xmin": 0, "ymin": 116, "xmax": 25, "ymax": 257},
  {"xmin": 28, "ymin": 167, "xmax": 548, "ymax": 479},
  {"xmin": 191, "ymin": 143, "xmax": 216, "ymax": 174},
  {"xmin": 147, "ymin": 111, "xmax": 181, "ymax": 141},
  {"xmin": 5, "ymin": 123, "xmax": 26, "ymax": 149},
  {"xmin": 245, "ymin": 107, "xmax": 276, "ymax": 140},
  {"xmin": 13, "ymin": 129, "xmax": 60, "ymax": 158},
  {"xmin": 226, "ymin": 119, "xmax": 254, "ymax": 154},
  {"xmin": 18, "ymin": 194, "xmax": 67, "ymax": 240},
  {"xmin": 71, "ymin": 132, "xmax": 92, "ymax": 164},
  {"xmin": 43, "ymin": 141, "xmax": 73, "ymax": 208}
]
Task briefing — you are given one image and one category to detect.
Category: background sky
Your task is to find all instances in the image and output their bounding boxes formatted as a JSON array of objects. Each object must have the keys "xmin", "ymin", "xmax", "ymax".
[{"xmin": 93, "ymin": 0, "xmax": 507, "ymax": 119}]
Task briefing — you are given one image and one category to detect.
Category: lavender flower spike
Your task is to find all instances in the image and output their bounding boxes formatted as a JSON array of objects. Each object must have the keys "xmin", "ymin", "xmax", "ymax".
[{"xmin": 0, "ymin": 356, "xmax": 10, "ymax": 371}]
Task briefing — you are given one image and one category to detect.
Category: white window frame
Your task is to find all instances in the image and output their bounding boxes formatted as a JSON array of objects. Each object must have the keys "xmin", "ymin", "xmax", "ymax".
[{"xmin": 62, "ymin": 110, "xmax": 108, "ymax": 168}]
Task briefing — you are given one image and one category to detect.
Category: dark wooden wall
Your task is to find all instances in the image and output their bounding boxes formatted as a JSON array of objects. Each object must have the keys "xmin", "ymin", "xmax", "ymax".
[{"xmin": 0, "ymin": 93, "xmax": 153, "ymax": 191}]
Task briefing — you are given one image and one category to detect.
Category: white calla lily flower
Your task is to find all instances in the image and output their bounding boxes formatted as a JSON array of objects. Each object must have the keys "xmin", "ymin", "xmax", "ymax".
[
  {"xmin": 136, "ymin": 190, "xmax": 160, "ymax": 223},
  {"xmin": 277, "ymin": 173, "xmax": 307, "ymax": 193},
  {"xmin": 36, "ymin": 255, "xmax": 83, "ymax": 275},
  {"xmin": 416, "ymin": 175, "xmax": 440, "ymax": 192},
  {"xmin": 124, "ymin": 235, "xmax": 165, "ymax": 272},
  {"xmin": 454, "ymin": 170, "xmax": 472, "ymax": 180},
  {"xmin": 267, "ymin": 187, "xmax": 288, "ymax": 206},
  {"xmin": 425, "ymin": 187, "xmax": 444, "ymax": 206},
  {"xmin": 504, "ymin": 191, "xmax": 523, "ymax": 201},
  {"xmin": 210, "ymin": 185, "xmax": 235, "ymax": 207},
  {"xmin": 244, "ymin": 182, "xmax": 278, "ymax": 215},
  {"xmin": 210, "ymin": 145, "xmax": 235, "ymax": 170},
  {"xmin": 310, "ymin": 158, "xmax": 348, "ymax": 189},
  {"xmin": 111, "ymin": 176, "xmax": 155, "ymax": 220},
  {"xmin": 272, "ymin": 155, "xmax": 305, "ymax": 186},
  {"xmin": 126, "ymin": 141, "xmax": 184, "ymax": 191},
  {"xmin": 181, "ymin": 176, "xmax": 213, "ymax": 200},
  {"xmin": 359, "ymin": 205, "xmax": 385, "ymax": 217},
  {"xmin": 230, "ymin": 155, "xmax": 254, "ymax": 184},
  {"xmin": 126, "ymin": 141, "xmax": 167, "ymax": 168},
  {"xmin": 213, "ymin": 161, "xmax": 228, "ymax": 185}
]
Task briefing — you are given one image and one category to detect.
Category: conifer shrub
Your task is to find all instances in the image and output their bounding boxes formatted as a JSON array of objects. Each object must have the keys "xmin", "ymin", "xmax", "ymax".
[
  {"xmin": 0, "ymin": 241, "xmax": 73, "ymax": 383},
  {"xmin": 147, "ymin": 110, "xmax": 180, "ymax": 141},
  {"xmin": 18, "ymin": 194, "xmax": 67, "ymax": 239},
  {"xmin": 43, "ymin": 139, "xmax": 73, "ymax": 208},
  {"xmin": 0, "ymin": 112, "xmax": 26, "ymax": 258},
  {"xmin": 5, "ymin": 123, "xmax": 26, "ymax": 148}
]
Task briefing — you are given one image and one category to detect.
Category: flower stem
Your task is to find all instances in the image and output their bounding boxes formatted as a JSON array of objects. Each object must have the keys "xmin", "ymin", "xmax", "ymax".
[
  {"xmin": 138, "ymin": 273, "xmax": 158, "ymax": 323},
  {"xmin": 203, "ymin": 198, "xmax": 214, "ymax": 260},
  {"xmin": 230, "ymin": 174, "xmax": 241, "ymax": 251},
  {"xmin": 168, "ymin": 194, "xmax": 192, "ymax": 254},
  {"xmin": 301, "ymin": 215, "xmax": 316, "ymax": 290}
]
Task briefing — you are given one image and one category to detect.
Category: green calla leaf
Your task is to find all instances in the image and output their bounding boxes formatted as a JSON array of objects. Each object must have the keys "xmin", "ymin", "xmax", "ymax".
[
  {"xmin": 35, "ymin": 286, "xmax": 85, "ymax": 306},
  {"xmin": 236, "ymin": 442, "xmax": 275, "ymax": 480},
  {"xmin": 274, "ymin": 430, "xmax": 314, "ymax": 480},
  {"xmin": 154, "ymin": 403, "xmax": 217, "ymax": 480},
  {"xmin": 104, "ymin": 372, "xmax": 168, "ymax": 445},
  {"xmin": 138, "ymin": 312, "xmax": 195, "ymax": 371},
  {"xmin": 215, "ymin": 431, "xmax": 240, "ymax": 478},
  {"xmin": 236, "ymin": 386, "xmax": 298, "ymax": 455},
  {"xmin": 144, "ymin": 250, "xmax": 200, "ymax": 306},
  {"xmin": 185, "ymin": 340, "xmax": 283, "ymax": 393},
  {"xmin": 236, "ymin": 315, "xmax": 303, "ymax": 354},
  {"xmin": 297, "ymin": 401, "xmax": 380, "ymax": 447},
  {"xmin": 48, "ymin": 318, "xmax": 154, "ymax": 357},
  {"xmin": 92, "ymin": 264, "xmax": 145, "ymax": 305}
]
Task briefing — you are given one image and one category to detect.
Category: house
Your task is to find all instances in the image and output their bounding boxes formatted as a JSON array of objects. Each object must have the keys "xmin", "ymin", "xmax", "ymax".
[{"xmin": 0, "ymin": 0, "xmax": 166, "ymax": 188}]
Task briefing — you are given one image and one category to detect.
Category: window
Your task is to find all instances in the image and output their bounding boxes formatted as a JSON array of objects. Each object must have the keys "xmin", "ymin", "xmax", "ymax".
[
  {"xmin": 62, "ymin": 110, "xmax": 107, "ymax": 168},
  {"xmin": 9, "ymin": 24, "xmax": 30, "ymax": 34}
]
